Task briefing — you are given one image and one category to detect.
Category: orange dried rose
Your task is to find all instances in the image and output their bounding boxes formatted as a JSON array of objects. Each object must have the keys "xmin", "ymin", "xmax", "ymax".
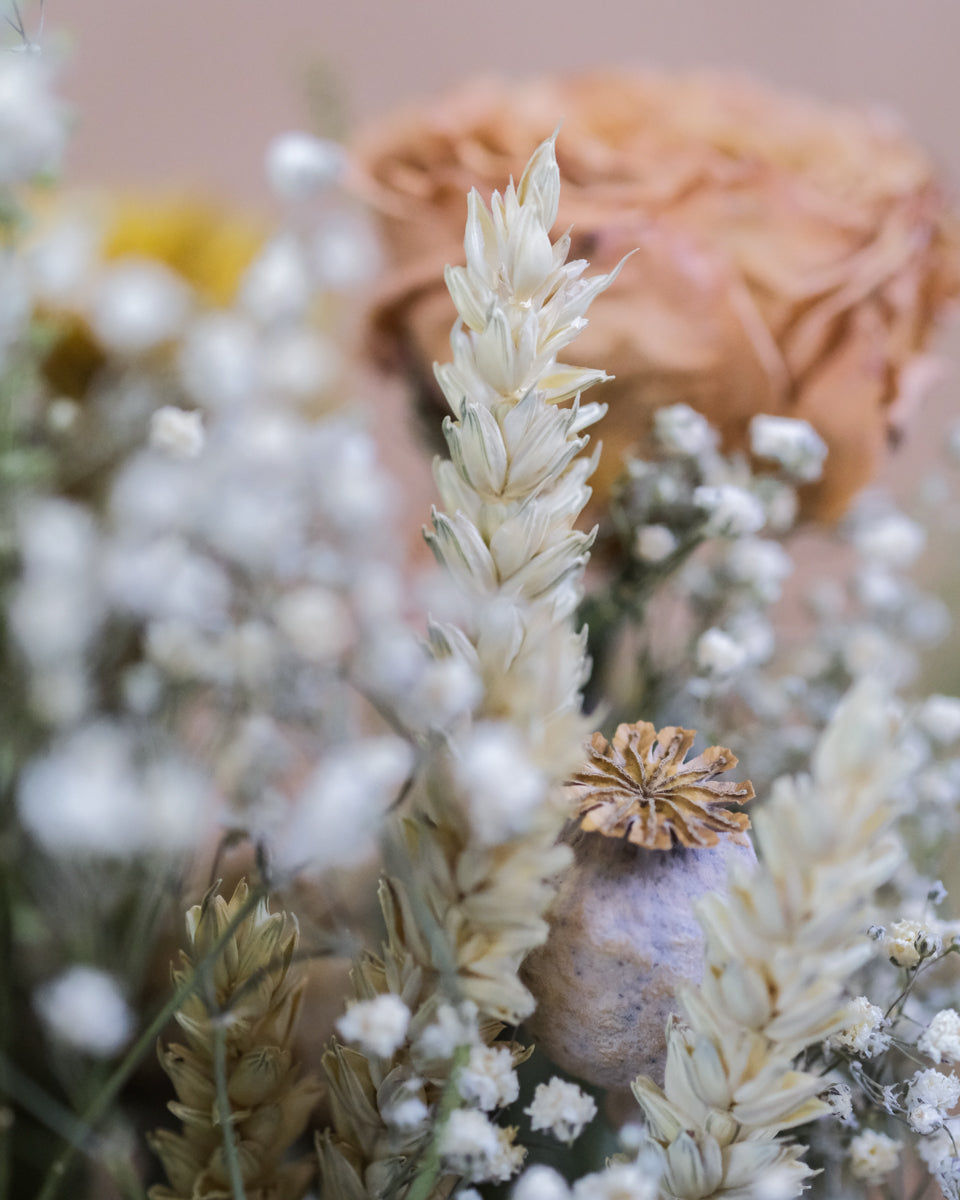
[{"xmin": 354, "ymin": 71, "xmax": 959, "ymax": 521}]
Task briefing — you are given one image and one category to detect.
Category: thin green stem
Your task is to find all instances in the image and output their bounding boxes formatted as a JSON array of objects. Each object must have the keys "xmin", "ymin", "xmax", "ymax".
[
  {"xmin": 212, "ymin": 1020, "xmax": 246, "ymax": 1200},
  {"xmin": 404, "ymin": 1043, "xmax": 469, "ymax": 1200},
  {"xmin": 33, "ymin": 881, "xmax": 267, "ymax": 1200}
]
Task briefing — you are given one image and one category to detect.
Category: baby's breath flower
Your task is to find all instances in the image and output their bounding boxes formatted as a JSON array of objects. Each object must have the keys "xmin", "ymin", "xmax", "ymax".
[
  {"xmin": 149, "ymin": 405, "xmax": 204, "ymax": 459},
  {"xmin": 918, "ymin": 1008, "xmax": 960, "ymax": 1064},
  {"xmin": 749, "ymin": 414, "xmax": 828, "ymax": 483},
  {"xmin": 654, "ymin": 403, "xmax": 716, "ymax": 458},
  {"xmin": 439, "ymin": 1109, "xmax": 524, "ymax": 1183},
  {"xmin": 336, "ymin": 993, "xmax": 411, "ymax": 1058},
  {"xmin": 459, "ymin": 1044, "xmax": 519, "ymax": 1111},
  {"xmin": 693, "ymin": 484, "xmax": 765, "ymax": 537},
  {"xmin": 571, "ymin": 1161, "xmax": 660, "ymax": 1200},
  {"xmin": 848, "ymin": 1129, "xmax": 902, "ymax": 1183},
  {"xmin": 696, "ymin": 627, "xmax": 748, "ymax": 677},
  {"xmin": 906, "ymin": 1067, "xmax": 960, "ymax": 1133},
  {"xmin": 35, "ymin": 966, "xmax": 132, "ymax": 1057},
  {"xmin": 512, "ymin": 1164, "xmax": 571, "ymax": 1200},
  {"xmin": 524, "ymin": 1077, "xmax": 598, "ymax": 1144},
  {"xmin": 265, "ymin": 131, "xmax": 345, "ymax": 200},
  {"xmin": 827, "ymin": 995, "xmax": 890, "ymax": 1058},
  {"xmin": 89, "ymin": 259, "xmax": 191, "ymax": 355},
  {"xmin": 634, "ymin": 523, "xmax": 677, "ymax": 563},
  {"xmin": 918, "ymin": 694, "xmax": 960, "ymax": 744},
  {"xmin": 882, "ymin": 918, "xmax": 941, "ymax": 967},
  {"xmin": 415, "ymin": 1000, "xmax": 480, "ymax": 1062}
]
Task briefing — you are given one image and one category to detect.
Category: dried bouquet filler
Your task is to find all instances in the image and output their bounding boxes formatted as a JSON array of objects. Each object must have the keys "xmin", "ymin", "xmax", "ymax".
[{"xmin": 4, "ymin": 35, "xmax": 960, "ymax": 1200}]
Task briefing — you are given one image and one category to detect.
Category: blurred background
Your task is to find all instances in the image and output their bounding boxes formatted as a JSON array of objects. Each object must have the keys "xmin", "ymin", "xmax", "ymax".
[
  {"xmin": 49, "ymin": 0, "xmax": 960, "ymax": 691},
  {"xmin": 58, "ymin": 0, "xmax": 960, "ymax": 208}
]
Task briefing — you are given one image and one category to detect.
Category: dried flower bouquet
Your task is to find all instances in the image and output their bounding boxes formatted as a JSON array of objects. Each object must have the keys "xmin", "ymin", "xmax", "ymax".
[{"xmin": 2, "ymin": 33, "xmax": 960, "ymax": 1200}]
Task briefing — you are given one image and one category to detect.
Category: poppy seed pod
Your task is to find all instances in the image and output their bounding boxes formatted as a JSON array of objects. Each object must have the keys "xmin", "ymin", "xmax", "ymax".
[{"xmin": 521, "ymin": 721, "xmax": 755, "ymax": 1090}]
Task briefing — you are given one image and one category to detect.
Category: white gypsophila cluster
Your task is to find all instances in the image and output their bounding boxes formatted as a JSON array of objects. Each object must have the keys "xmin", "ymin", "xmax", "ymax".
[
  {"xmin": 337, "ymin": 994, "xmax": 412, "ymax": 1059},
  {"xmin": 632, "ymin": 684, "xmax": 907, "ymax": 1198},
  {"xmin": 826, "ymin": 996, "xmax": 890, "ymax": 1059},
  {"xmin": 918, "ymin": 1008, "xmax": 960, "ymax": 1063},
  {"xmin": 880, "ymin": 917, "xmax": 943, "ymax": 967},
  {"xmin": 905, "ymin": 1067, "xmax": 960, "ymax": 1134},
  {"xmin": 749, "ymin": 414, "xmax": 828, "ymax": 483},
  {"xmin": 34, "ymin": 965, "xmax": 133, "ymax": 1057},
  {"xmin": 8, "ymin": 144, "xmax": 437, "ymax": 877},
  {"xmin": 604, "ymin": 407, "xmax": 814, "ymax": 739},
  {"xmin": 438, "ymin": 1108, "xmax": 526, "ymax": 1184},
  {"xmin": 523, "ymin": 1077, "xmax": 597, "ymax": 1144},
  {"xmin": 458, "ymin": 1045, "xmax": 520, "ymax": 1111},
  {"xmin": 0, "ymin": 52, "xmax": 67, "ymax": 185},
  {"xmin": 847, "ymin": 1130, "xmax": 902, "ymax": 1184}
]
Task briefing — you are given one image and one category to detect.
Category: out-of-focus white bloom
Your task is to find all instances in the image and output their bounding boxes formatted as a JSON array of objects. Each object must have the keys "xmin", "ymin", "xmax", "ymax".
[
  {"xmin": 693, "ymin": 484, "xmax": 766, "ymax": 537},
  {"xmin": 415, "ymin": 1001, "xmax": 480, "ymax": 1064},
  {"xmin": 906, "ymin": 1067, "xmax": 960, "ymax": 1133},
  {"xmin": 273, "ymin": 586, "xmax": 353, "ymax": 661},
  {"xmin": 27, "ymin": 216, "xmax": 98, "ymax": 304},
  {"xmin": 571, "ymin": 1161, "xmax": 660, "ymax": 1200},
  {"xmin": 384, "ymin": 1094, "xmax": 429, "ymax": 1130},
  {"xmin": 103, "ymin": 535, "xmax": 231, "ymax": 627},
  {"xmin": 851, "ymin": 510, "xmax": 925, "ymax": 568},
  {"xmin": 459, "ymin": 1044, "xmax": 519, "ymax": 1111},
  {"xmin": 881, "ymin": 918, "xmax": 941, "ymax": 967},
  {"xmin": 696, "ymin": 627, "xmax": 748, "ymax": 677},
  {"xmin": 20, "ymin": 724, "xmax": 140, "ymax": 855},
  {"xmin": 725, "ymin": 538, "xmax": 792, "ymax": 602},
  {"xmin": 149, "ymin": 406, "xmax": 204, "ymax": 459},
  {"xmin": 749, "ymin": 414, "xmax": 828, "ymax": 482},
  {"xmin": 918, "ymin": 694, "xmax": 960, "ymax": 745},
  {"xmin": 918, "ymin": 1009, "xmax": 960, "ymax": 1064},
  {"xmin": 312, "ymin": 210, "xmax": 382, "ymax": 290},
  {"xmin": 178, "ymin": 313, "xmax": 260, "ymax": 409},
  {"xmin": 89, "ymin": 259, "xmax": 191, "ymax": 354},
  {"xmin": 827, "ymin": 996, "xmax": 890, "ymax": 1058},
  {"xmin": 456, "ymin": 722, "xmax": 546, "ymax": 844},
  {"xmin": 524, "ymin": 1077, "xmax": 597, "ymax": 1144},
  {"xmin": 439, "ymin": 1109, "xmax": 524, "ymax": 1183},
  {"xmin": 273, "ymin": 737, "xmax": 413, "ymax": 876},
  {"xmin": 261, "ymin": 328, "xmax": 339, "ymax": 401},
  {"xmin": 0, "ymin": 55, "xmax": 67, "ymax": 183},
  {"xmin": 848, "ymin": 1129, "xmax": 902, "ymax": 1183},
  {"xmin": 855, "ymin": 564, "xmax": 904, "ymax": 612},
  {"xmin": 240, "ymin": 234, "xmax": 312, "ymax": 323},
  {"xmin": 512, "ymin": 1164, "xmax": 571, "ymax": 1200},
  {"xmin": 654, "ymin": 403, "xmax": 717, "ymax": 458},
  {"xmin": 937, "ymin": 1157, "xmax": 960, "ymax": 1200},
  {"xmin": 917, "ymin": 1116, "xmax": 960, "ymax": 1170},
  {"xmin": 265, "ymin": 131, "xmax": 345, "ymax": 200},
  {"xmin": 634, "ymin": 524, "xmax": 677, "ymax": 563},
  {"xmin": 35, "ymin": 966, "xmax": 133, "ymax": 1057},
  {"xmin": 337, "ymin": 994, "xmax": 410, "ymax": 1058}
]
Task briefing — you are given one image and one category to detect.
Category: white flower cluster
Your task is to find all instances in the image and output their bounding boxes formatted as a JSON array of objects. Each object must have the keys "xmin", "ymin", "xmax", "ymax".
[
  {"xmin": 7, "ymin": 136, "xmax": 432, "ymax": 878},
  {"xmin": 827, "ymin": 995, "xmax": 890, "ymax": 1059},
  {"xmin": 524, "ymin": 1077, "xmax": 597, "ymax": 1144}
]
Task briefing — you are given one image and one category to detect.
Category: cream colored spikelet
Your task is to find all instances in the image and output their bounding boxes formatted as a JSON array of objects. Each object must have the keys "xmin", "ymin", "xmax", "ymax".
[
  {"xmin": 318, "ymin": 137, "xmax": 623, "ymax": 1198},
  {"xmin": 631, "ymin": 685, "xmax": 907, "ymax": 1199},
  {"xmin": 149, "ymin": 879, "xmax": 321, "ymax": 1200}
]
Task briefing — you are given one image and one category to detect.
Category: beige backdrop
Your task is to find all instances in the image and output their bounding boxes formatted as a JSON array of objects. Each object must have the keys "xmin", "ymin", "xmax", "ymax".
[
  {"xmin": 53, "ymin": 0, "xmax": 960, "ymax": 206},
  {"xmin": 39, "ymin": 0, "xmax": 960, "ymax": 690}
]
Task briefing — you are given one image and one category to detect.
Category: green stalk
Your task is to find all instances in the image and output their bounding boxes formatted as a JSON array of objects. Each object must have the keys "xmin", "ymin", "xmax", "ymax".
[
  {"xmin": 33, "ymin": 881, "xmax": 267, "ymax": 1200},
  {"xmin": 404, "ymin": 1043, "xmax": 469, "ymax": 1200},
  {"xmin": 212, "ymin": 1021, "xmax": 246, "ymax": 1200}
]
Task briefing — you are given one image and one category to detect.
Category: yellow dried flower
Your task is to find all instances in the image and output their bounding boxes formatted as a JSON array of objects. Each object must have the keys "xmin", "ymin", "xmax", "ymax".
[
  {"xmin": 569, "ymin": 721, "xmax": 754, "ymax": 850},
  {"xmin": 149, "ymin": 879, "xmax": 321, "ymax": 1200}
]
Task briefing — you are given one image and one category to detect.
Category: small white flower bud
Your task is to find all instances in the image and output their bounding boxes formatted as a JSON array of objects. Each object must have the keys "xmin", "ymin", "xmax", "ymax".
[{"xmin": 266, "ymin": 132, "xmax": 345, "ymax": 200}]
